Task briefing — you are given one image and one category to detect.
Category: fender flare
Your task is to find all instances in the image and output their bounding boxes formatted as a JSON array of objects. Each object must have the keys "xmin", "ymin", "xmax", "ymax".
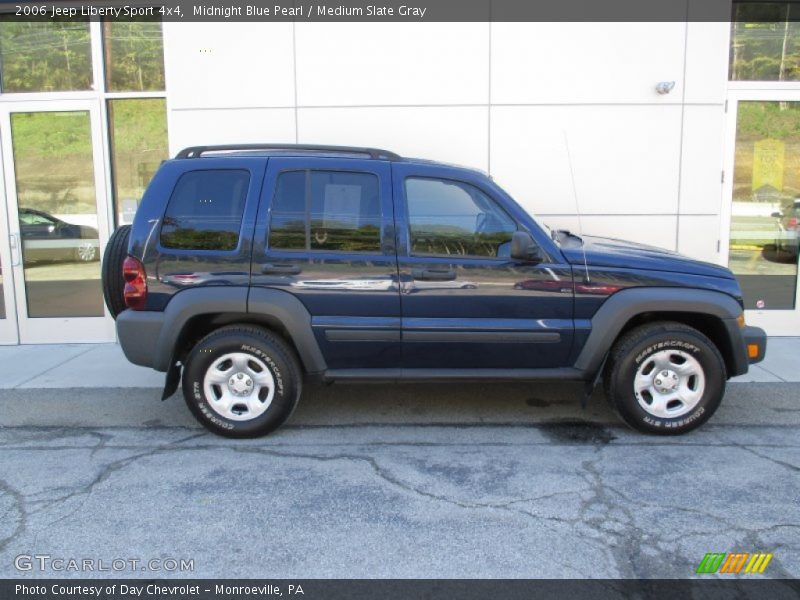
[
  {"xmin": 150, "ymin": 286, "xmax": 326, "ymax": 374},
  {"xmin": 574, "ymin": 287, "xmax": 746, "ymax": 377},
  {"xmin": 247, "ymin": 287, "xmax": 327, "ymax": 374},
  {"xmin": 152, "ymin": 287, "xmax": 249, "ymax": 371},
  {"xmin": 116, "ymin": 288, "xmax": 250, "ymax": 372}
]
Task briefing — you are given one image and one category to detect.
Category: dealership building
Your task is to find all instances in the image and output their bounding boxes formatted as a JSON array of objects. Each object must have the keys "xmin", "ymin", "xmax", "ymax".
[{"xmin": 0, "ymin": 1, "xmax": 798, "ymax": 345}]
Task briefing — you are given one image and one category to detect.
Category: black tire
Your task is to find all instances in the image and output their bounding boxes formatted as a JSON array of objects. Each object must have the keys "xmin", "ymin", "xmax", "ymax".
[
  {"xmin": 182, "ymin": 326, "xmax": 302, "ymax": 438},
  {"xmin": 603, "ymin": 321, "xmax": 726, "ymax": 435},
  {"xmin": 101, "ymin": 225, "xmax": 131, "ymax": 319}
]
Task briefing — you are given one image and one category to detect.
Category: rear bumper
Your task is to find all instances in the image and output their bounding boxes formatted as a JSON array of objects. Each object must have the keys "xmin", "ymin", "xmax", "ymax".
[{"xmin": 116, "ymin": 309, "xmax": 165, "ymax": 371}]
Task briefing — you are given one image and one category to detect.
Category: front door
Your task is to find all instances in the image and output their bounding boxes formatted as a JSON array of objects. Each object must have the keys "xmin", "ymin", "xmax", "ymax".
[
  {"xmin": 723, "ymin": 92, "xmax": 800, "ymax": 335},
  {"xmin": 251, "ymin": 157, "xmax": 401, "ymax": 369},
  {"xmin": 392, "ymin": 162, "xmax": 575, "ymax": 370},
  {"xmin": 0, "ymin": 101, "xmax": 114, "ymax": 343},
  {"xmin": 0, "ymin": 131, "xmax": 18, "ymax": 343}
]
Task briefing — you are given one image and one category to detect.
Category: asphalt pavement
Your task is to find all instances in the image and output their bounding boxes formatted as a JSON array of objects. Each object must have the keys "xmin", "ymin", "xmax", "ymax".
[{"xmin": 0, "ymin": 373, "xmax": 798, "ymax": 579}]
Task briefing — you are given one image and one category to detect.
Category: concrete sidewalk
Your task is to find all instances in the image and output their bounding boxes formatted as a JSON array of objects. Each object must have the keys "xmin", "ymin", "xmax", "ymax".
[{"xmin": 0, "ymin": 337, "xmax": 797, "ymax": 389}]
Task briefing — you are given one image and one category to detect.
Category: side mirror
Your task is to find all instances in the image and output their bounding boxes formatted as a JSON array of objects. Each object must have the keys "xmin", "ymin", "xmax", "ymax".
[{"xmin": 510, "ymin": 231, "xmax": 544, "ymax": 262}]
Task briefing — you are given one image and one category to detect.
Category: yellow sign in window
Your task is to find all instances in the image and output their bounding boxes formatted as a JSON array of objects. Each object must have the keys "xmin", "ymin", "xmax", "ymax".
[{"xmin": 752, "ymin": 139, "xmax": 785, "ymax": 192}]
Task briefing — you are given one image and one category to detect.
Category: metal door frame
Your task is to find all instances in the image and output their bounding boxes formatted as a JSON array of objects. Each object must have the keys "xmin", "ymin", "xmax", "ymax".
[
  {"xmin": 721, "ymin": 89, "xmax": 800, "ymax": 335},
  {"xmin": 0, "ymin": 99, "xmax": 115, "ymax": 343}
]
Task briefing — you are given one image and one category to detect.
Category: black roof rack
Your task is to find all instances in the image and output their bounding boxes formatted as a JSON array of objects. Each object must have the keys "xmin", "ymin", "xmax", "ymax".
[{"xmin": 175, "ymin": 144, "xmax": 402, "ymax": 161}]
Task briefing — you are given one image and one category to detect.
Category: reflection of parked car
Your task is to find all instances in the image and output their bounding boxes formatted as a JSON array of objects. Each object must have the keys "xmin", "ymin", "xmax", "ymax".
[
  {"xmin": 19, "ymin": 208, "xmax": 99, "ymax": 263},
  {"xmin": 771, "ymin": 199, "xmax": 800, "ymax": 258},
  {"xmin": 161, "ymin": 272, "xmax": 242, "ymax": 288},
  {"xmin": 513, "ymin": 279, "xmax": 622, "ymax": 295},
  {"xmin": 386, "ymin": 271, "xmax": 478, "ymax": 293},
  {"xmin": 406, "ymin": 281, "xmax": 477, "ymax": 291},
  {"xmin": 290, "ymin": 278, "xmax": 395, "ymax": 291}
]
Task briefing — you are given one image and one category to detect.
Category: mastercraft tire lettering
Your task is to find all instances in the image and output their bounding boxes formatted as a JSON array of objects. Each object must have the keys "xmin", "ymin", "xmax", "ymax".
[
  {"xmin": 603, "ymin": 321, "xmax": 727, "ymax": 435},
  {"xmin": 182, "ymin": 326, "xmax": 301, "ymax": 438}
]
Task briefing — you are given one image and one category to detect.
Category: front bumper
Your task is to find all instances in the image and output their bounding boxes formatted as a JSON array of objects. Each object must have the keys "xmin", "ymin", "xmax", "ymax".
[
  {"xmin": 722, "ymin": 319, "xmax": 767, "ymax": 377},
  {"xmin": 742, "ymin": 325, "xmax": 767, "ymax": 365}
]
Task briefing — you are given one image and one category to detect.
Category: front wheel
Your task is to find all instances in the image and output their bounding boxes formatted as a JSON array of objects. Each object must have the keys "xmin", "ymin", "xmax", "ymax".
[
  {"xmin": 182, "ymin": 326, "xmax": 302, "ymax": 438},
  {"xmin": 603, "ymin": 322, "xmax": 726, "ymax": 435}
]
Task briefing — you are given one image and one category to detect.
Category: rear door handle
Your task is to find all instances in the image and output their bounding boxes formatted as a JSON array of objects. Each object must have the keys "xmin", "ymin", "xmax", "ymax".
[
  {"xmin": 411, "ymin": 268, "xmax": 457, "ymax": 281},
  {"xmin": 261, "ymin": 263, "xmax": 301, "ymax": 275}
]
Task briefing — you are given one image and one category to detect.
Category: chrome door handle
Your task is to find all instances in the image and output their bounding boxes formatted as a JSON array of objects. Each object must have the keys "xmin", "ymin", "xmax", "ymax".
[{"xmin": 9, "ymin": 233, "xmax": 20, "ymax": 266}]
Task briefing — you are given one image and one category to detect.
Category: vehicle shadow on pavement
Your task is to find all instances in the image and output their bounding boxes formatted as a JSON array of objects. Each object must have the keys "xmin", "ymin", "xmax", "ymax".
[
  {"xmin": 291, "ymin": 381, "xmax": 615, "ymax": 427},
  {"xmin": 0, "ymin": 381, "xmax": 794, "ymax": 431}
]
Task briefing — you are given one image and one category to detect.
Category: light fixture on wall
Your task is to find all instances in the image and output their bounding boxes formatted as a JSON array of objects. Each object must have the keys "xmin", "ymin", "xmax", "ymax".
[{"xmin": 655, "ymin": 81, "xmax": 676, "ymax": 95}]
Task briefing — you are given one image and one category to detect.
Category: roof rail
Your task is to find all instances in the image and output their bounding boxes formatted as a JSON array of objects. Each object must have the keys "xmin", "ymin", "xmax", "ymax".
[{"xmin": 175, "ymin": 144, "xmax": 402, "ymax": 161}]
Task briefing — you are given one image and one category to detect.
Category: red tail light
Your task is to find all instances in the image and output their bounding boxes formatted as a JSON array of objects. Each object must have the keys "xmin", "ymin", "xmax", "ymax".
[
  {"xmin": 122, "ymin": 256, "xmax": 147, "ymax": 310},
  {"xmin": 788, "ymin": 217, "xmax": 798, "ymax": 230}
]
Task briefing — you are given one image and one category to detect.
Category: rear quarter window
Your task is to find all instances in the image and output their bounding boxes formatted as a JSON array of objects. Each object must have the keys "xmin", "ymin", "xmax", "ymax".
[{"xmin": 160, "ymin": 169, "xmax": 250, "ymax": 251}]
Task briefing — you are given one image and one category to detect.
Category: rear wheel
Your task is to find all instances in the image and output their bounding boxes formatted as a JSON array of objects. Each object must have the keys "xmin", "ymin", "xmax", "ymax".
[
  {"xmin": 603, "ymin": 321, "xmax": 726, "ymax": 435},
  {"xmin": 182, "ymin": 326, "xmax": 302, "ymax": 438},
  {"xmin": 101, "ymin": 225, "xmax": 131, "ymax": 319}
]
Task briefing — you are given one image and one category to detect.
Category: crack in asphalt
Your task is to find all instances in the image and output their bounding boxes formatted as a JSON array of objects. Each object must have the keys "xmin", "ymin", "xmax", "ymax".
[
  {"xmin": 6, "ymin": 431, "xmax": 208, "ymax": 548},
  {"xmin": 0, "ymin": 477, "xmax": 26, "ymax": 555},
  {"xmin": 739, "ymin": 445, "xmax": 800, "ymax": 473}
]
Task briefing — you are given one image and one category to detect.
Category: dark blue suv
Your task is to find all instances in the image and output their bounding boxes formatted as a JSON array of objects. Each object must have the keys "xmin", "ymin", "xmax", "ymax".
[{"xmin": 102, "ymin": 144, "xmax": 766, "ymax": 437}]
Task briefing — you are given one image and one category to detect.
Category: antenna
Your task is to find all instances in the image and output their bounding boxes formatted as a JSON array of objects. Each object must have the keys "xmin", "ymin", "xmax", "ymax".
[{"xmin": 563, "ymin": 131, "xmax": 591, "ymax": 285}]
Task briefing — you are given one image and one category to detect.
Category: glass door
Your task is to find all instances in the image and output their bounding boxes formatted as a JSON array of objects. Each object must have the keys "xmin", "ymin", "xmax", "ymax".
[
  {"xmin": 0, "ymin": 129, "xmax": 19, "ymax": 344},
  {"xmin": 722, "ymin": 91, "xmax": 800, "ymax": 335},
  {"xmin": 0, "ymin": 100, "xmax": 114, "ymax": 343}
]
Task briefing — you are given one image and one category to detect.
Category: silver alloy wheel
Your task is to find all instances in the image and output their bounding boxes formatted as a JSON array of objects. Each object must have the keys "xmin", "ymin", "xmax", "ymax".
[
  {"xmin": 633, "ymin": 349, "xmax": 705, "ymax": 419},
  {"xmin": 203, "ymin": 352, "xmax": 275, "ymax": 421},
  {"xmin": 77, "ymin": 242, "xmax": 97, "ymax": 261}
]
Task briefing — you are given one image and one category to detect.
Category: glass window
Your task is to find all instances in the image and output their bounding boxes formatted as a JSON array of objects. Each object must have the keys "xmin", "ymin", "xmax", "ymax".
[
  {"xmin": 405, "ymin": 177, "xmax": 516, "ymax": 258},
  {"xmin": 728, "ymin": 101, "xmax": 799, "ymax": 310},
  {"xmin": 102, "ymin": 18, "xmax": 165, "ymax": 92},
  {"xmin": 730, "ymin": 2, "xmax": 800, "ymax": 81},
  {"xmin": 11, "ymin": 111, "xmax": 103, "ymax": 318},
  {"xmin": 108, "ymin": 98, "xmax": 169, "ymax": 225},
  {"xmin": 160, "ymin": 170, "xmax": 250, "ymax": 251},
  {"xmin": 0, "ymin": 254, "xmax": 4, "ymax": 319},
  {"xmin": 269, "ymin": 171, "xmax": 382, "ymax": 253},
  {"xmin": 19, "ymin": 211, "xmax": 56, "ymax": 226},
  {"xmin": 0, "ymin": 19, "xmax": 92, "ymax": 92}
]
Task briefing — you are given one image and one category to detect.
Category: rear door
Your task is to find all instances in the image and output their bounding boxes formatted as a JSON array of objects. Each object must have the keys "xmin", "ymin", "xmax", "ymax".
[
  {"xmin": 251, "ymin": 157, "xmax": 400, "ymax": 369},
  {"xmin": 393, "ymin": 162, "xmax": 575, "ymax": 370},
  {"xmin": 138, "ymin": 157, "xmax": 266, "ymax": 311}
]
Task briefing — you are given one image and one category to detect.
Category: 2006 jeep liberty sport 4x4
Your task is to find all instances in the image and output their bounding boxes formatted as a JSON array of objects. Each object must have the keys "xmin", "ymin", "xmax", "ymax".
[{"xmin": 101, "ymin": 144, "xmax": 767, "ymax": 438}]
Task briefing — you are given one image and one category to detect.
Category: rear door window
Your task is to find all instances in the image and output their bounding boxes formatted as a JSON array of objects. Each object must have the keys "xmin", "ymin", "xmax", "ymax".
[{"xmin": 269, "ymin": 170, "xmax": 382, "ymax": 253}]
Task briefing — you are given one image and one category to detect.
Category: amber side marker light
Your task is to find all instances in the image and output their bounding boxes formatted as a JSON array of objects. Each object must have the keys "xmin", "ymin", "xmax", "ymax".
[
  {"xmin": 748, "ymin": 344, "xmax": 760, "ymax": 359},
  {"xmin": 737, "ymin": 314, "xmax": 746, "ymax": 328}
]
